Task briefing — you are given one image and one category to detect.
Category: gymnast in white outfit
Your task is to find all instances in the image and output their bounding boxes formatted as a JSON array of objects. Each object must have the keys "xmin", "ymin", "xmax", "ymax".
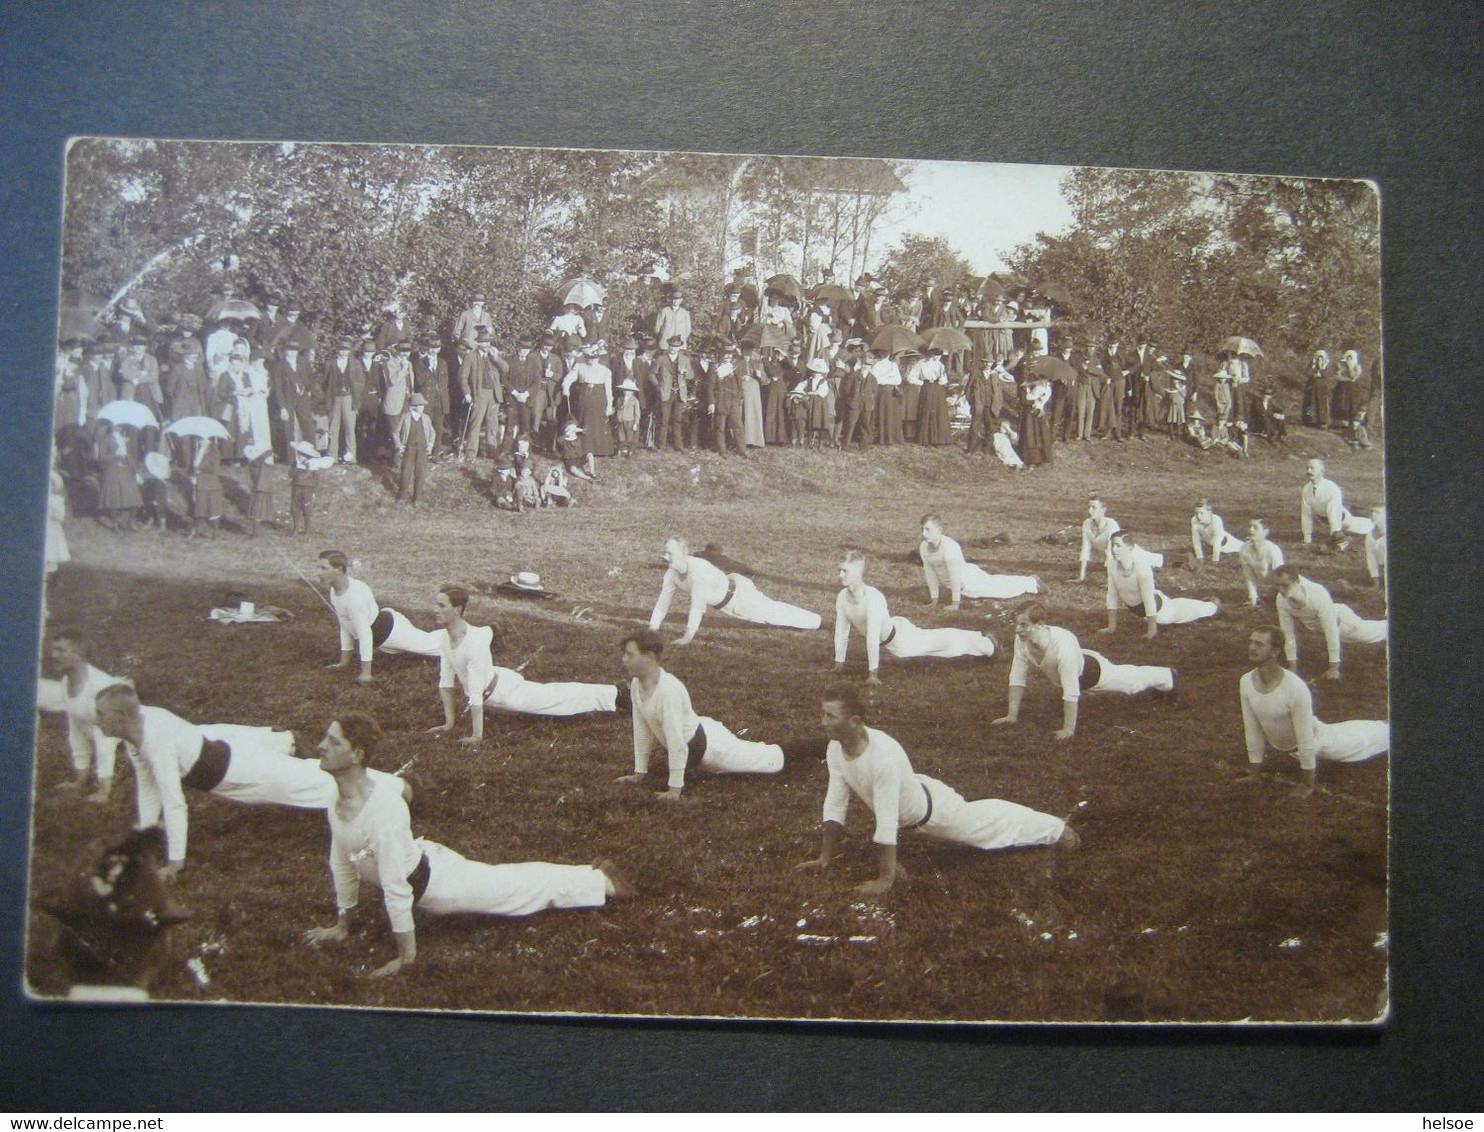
[
  {"xmin": 1238, "ymin": 625, "xmax": 1388, "ymax": 797},
  {"xmin": 1190, "ymin": 498, "xmax": 1243, "ymax": 565},
  {"xmin": 318, "ymin": 549, "xmax": 443, "ymax": 685},
  {"xmin": 614, "ymin": 630, "xmax": 821, "ymax": 802},
  {"xmin": 304, "ymin": 712, "xmax": 631, "ymax": 978},
  {"xmin": 93, "ymin": 684, "xmax": 403, "ymax": 875},
  {"xmin": 833, "ymin": 551, "xmax": 996, "ymax": 685},
  {"xmin": 993, "ymin": 602, "xmax": 1174, "ymax": 740},
  {"xmin": 648, "ymin": 536, "xmax": 821, "ymax": 645},
  {"xmin": 796, "ymin": 685, "xmax": 1077, "ymax": 895},
  {"xmin": 1102, "ymin": 530, "xmax": 1219, "ymax": 638},
  {"xmin": 429, "ymin": 585, "xmax": 620, "ymax": 745},
  {"xmin": 35, "ymin": 632, "xmax": 122, "ymax": 801},
  {"xmin": 918, "ymin": 514, "xmax": 1039, "ymax": 607}
]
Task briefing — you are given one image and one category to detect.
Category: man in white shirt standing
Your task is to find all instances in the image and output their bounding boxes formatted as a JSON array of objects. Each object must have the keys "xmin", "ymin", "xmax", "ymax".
[
  {"xmin": 1238, "ymin": 625, "xmax": 1388, "ymax": 797},
  {"xmin": 615, "ymin": 630, "xmax": 806, "ymax": 803},
  {"xmin": 992, "ymin": 603, "xmax": 1174, "ymax": 740},
  {"xmin": 648, "ymin": 536, "xmax": 821, "ymax": 646},
  {"xmin": 1272, "ymin": 565, "xmax": 1388, "ymax": 680},
  {"xmin": 795, "ymin": 686, "xmax": 1076, "ymax": 895}
]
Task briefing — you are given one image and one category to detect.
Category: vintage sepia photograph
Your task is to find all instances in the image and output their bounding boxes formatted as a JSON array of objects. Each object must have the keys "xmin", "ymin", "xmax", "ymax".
[{"xmin": 25, "ymin": 138, "xmax": 1387, "ymax": 1023}]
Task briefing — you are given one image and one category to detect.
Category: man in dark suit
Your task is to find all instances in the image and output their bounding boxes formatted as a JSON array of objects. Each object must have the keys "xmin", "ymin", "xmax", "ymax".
[
  {"xmin": 1052, "ymin": 341, "xmax": 1080, "ymax": 442},
  {"xmin": 852, "ymin": 277, "xmax": 880, "ymax": 341},
  {"xmin": 651, "ymin": 335, "xmax": 695, "ymax": 451},
  {"xmin": 413, "ymin": 337, "xmax": 451, "ymax": 456},
  {"xmin": 708, "ymin": 345, "xmax": 748, "ymax": 458},
  {"xmin": 272, "ymin": 343, "xmax": 320, "ymax": 457},
  {"xmin": 1096, "ymin": 339, "xmax": 1130, "ymax": 441},
  {"xmin": 837, "ymin": 344, "xmax": 876, "ymax": 451},
  {"xmin": 253, "ymin": 292, "xmax": 285, "ymax": 355},
  {"xmin": 456, "ymin": 328, "xmax": 506, "ymax": 461},
  {"xmin": 374, "ymin": 306, "xmax": 411, "ymax": 353},
  {"xmin": 320, "ymin": 336, "xmax": 363, "ymax": 464}
]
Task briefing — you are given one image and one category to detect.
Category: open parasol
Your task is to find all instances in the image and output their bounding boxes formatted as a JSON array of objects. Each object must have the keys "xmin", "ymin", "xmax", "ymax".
[
  {"xmin": 94, "ymin": 400, "xmax": 159, "ymax": 430},
  {"xmin": 558, "ymin": 278, "xmax": 606, "ymax": 307},
  {"xmin": 1220, "ymin": 336, "xmax": 1263, "ymax": 358},
  {"xmin": 164, "ymin": 416, "xmax": 232, "ymax": 441},
  {"xmin": 208, "ymin": 298, "xmax": 263, "ymax": 323}
]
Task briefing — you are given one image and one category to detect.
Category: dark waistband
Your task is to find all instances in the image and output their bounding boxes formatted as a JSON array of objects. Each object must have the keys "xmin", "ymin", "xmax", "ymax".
[
  {"xmin": 880, "ymin": 621, "xmax": 897, "ymax": 646},
  {"xmin": 182, "ymin": 737, "xmax": 231, "ymax": 792},
  {"xmin": 408, "ymin": 851, "xmax": 431, "ymax": 904},
  {"xmin": 902, "ymin": 779, "xmax": 934, "ymax": 830},
  {"xmin": 1078, "ymin": 652, "xmax": 1104, "ymax": 692},
  {"xmin": 370, "ymin": 608, "xmax": 395, "ymax": 648},
  {"xmin": 686, "ymin": 723, "xmax": 708, "ymax": 770},
  {"xmin": 714, "ymin": 576, "xmax": 738, "ymax": 611}
]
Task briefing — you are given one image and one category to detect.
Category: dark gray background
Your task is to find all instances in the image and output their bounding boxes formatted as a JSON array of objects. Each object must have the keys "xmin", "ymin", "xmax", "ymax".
[{"xmin": 2, "ymin": 0, "xmax": 1479, "ymax": 1111}]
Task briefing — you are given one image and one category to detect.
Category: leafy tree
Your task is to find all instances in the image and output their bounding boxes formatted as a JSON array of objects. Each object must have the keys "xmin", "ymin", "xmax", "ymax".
[
  {"xmin": 1002, "ymin": 167, "xmax": 1380, "ymax": 365},
  {"xmin": 875, "ymin": 233, "xmax": 974, "ymax": 303}
]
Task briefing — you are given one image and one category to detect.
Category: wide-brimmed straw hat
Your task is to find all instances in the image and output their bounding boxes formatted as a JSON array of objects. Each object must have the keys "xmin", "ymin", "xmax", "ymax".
[{"xmin": 509, "ymin": 570, "xmax": 544, "ymax": 592}]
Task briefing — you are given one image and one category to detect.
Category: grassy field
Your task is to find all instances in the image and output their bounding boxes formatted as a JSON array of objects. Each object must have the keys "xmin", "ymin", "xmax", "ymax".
[{"xmin": 24, "ymin": 428, "xmax": 1389, "ymax": 1023}]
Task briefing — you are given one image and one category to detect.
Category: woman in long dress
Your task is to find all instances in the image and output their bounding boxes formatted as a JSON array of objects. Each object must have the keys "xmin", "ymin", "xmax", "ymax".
[
  {"xmin": 901, "ymin": 350, "xmax": 923, "ymax": 441},
  {"xmin": 802, "ymin": 307, "xmax": 831, "ymax": 364},
  {"xmin": 570, "ymin": 347, "xmax": 615, "ymax": 457},
  {"xmin": 915, "ymin": 348, "xmax": 953, "ymax": 446},
  {"xmin": 95, "ymin": 422, "xmax": 142, "ymax": 530},
  {"xmin": 1019, "ymin": 376, "xmax": 1054, "ymax": 467},
  {"xmin": 759, "ymin": 294, "xmax": 795, "ymax": 353},
  {"xmin": 740, "ymin": 346, "xmax": 766, "ymax": 448}
]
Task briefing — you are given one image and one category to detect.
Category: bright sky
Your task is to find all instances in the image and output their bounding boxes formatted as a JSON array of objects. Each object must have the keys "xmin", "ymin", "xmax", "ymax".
[{"xmin": 874, "ymin": 159, "xmax": 1077, "ymax": 275}]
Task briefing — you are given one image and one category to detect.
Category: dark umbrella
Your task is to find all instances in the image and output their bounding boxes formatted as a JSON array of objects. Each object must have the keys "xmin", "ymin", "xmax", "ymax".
[
  {"xmin": 977, "ymin": 277, "xmax": 1010, "ymax": 302},
  {"xmin": 209, "ymin": 298, "xmax": 263, "ymax": 323},
  {"xmin": 811, "ymin": 283, "xmax": 852, "ymax": 306},
  {"xmin": 736, "ymin": 324, "xmax": 765, "ymax": 351},
  {"xmin": 764, "ymin": 274, "xmax": 803, "ymax": 302},
  {"xmin": 1033, "ymin": 283, "xmax": 1075, "ymax": 308},
  {"xmin": 1023, "ymin": 355, "xmax": 1078, "ymax": 383},
  {"xmin": 869, "ymin": 324, "xmax": 923, "ymax": 355},
  {"xmin": 921, "ymin": 326, "xmax": 973, "ymax": 353}
]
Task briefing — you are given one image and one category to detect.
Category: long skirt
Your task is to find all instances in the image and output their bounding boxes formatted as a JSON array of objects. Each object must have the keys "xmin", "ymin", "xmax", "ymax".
[
  {"xmin": 916, "ymin": 383, "xmax": 952, "ymax": 445},
  {"xmin": 99, "ymin": 457, "xmax": 142, "ymax": 511},
  {"xmin": 742, "ymin": 378, "xmax": 765, "ymax": 447},
  {"xmin": 575, "ymin": 385, "xmax": 615, "ymax": 456},
  {"xmin": 902, "ymin": 383, "xmax": 921, "ymax": 431},
  {"xmin": 876, "ymin": 387, "xmax": 904, "ymax": 444},
  {"xmin": 763, "ymin": 383, "xmax": 789, "ymax": 444},
  {"xmin": 1020, "ymin": 408, "xmax": 1053, "ymax": 466}
]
